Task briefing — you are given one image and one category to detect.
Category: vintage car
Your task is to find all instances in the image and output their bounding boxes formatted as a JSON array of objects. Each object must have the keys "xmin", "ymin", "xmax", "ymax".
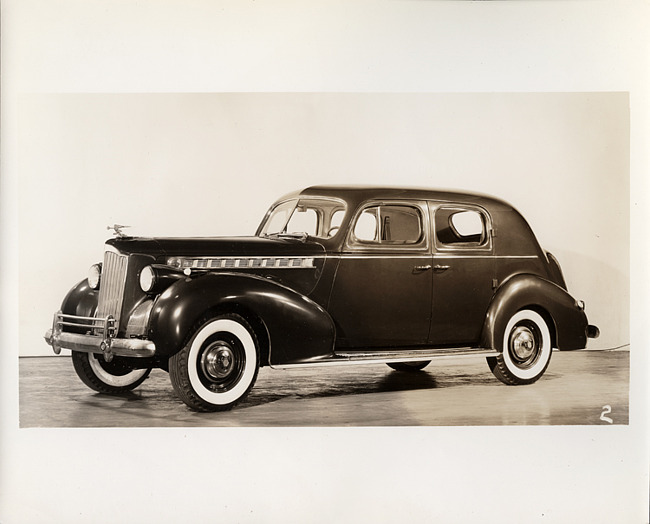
[{"xmin": 45, "ymin": 186, "xmax": 599, "ymax": 412}]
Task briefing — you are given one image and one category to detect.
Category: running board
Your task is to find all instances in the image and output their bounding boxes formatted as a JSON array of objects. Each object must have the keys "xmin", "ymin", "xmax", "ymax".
[{"xmin": 270, "ymin": 347, "xmax": 499, "ymax": 369}]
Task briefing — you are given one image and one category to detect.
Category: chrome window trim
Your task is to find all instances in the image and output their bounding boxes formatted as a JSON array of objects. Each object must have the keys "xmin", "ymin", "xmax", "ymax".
[
  {"xmin": 345, "ymin": 200, "xmax": 431, "ymax": 253},
  {"xmin": 257, "ymin": 196, "xmax": 348, "ymax": 239},
  {"xmin": 430, "ymin": 202, "xmax": 494, "ymax": 254}
]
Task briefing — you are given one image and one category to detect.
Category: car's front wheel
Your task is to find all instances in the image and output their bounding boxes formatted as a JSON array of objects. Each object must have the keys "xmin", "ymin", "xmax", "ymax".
[
  {"xmin": 71, "ymin": 351, "xmax": 152, "ymax": 394},
  {"xmin": 169, "ymin": 314, "xmax": 260, "ymax": 412},
  {"xmin": 488, "ymin": 309, "xmax": 553, "ymax": 385}
]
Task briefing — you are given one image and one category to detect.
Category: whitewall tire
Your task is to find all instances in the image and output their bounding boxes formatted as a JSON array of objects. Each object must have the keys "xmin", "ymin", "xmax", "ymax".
[
  {"xmin": 71, "ymin": 352, "xmax": 151, "ymax": 394},
  {"xmin": 488, "ymin": 309, "xmax": 553, "ymax": 385},
  {"xmin": 169, "ymin": 314, "xmax": 260, "ymax": 412}
]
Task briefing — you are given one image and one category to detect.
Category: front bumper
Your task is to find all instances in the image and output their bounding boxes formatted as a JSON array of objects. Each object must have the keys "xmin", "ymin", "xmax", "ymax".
[{"xmin": 44, "ymin": 311, "xmax": 156, "ymax": 361}]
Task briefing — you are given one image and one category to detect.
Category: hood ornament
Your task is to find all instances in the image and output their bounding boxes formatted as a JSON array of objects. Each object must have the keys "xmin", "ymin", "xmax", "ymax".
[{"xmin": 107, "ymin": 224, "xmax": 131, "ymax": 238}]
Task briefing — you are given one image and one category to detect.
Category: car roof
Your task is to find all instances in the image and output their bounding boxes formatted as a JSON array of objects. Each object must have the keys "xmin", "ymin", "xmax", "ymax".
[
  {"xmin": 295, "ymin": 185, "xmax": 515, "ymax": 212},
  {"xmin": 269, "ymin": 185, "xmax": 541, "ymax": 255}
]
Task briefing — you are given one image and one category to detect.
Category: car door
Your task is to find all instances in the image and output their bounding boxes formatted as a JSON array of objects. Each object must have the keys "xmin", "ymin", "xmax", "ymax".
[
  {"xmin": 327, "ymin": 201, "xmax": 433, "ymax": 348},
  {"xmin": 429, "ymin": 202, "xmax": 496, "ymax": 346}
]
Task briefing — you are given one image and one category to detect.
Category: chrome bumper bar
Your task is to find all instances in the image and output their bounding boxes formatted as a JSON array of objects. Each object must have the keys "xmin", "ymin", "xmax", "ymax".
[{"xmin": 44, "ymin": 311, "xmax": 155, "ymax": 361}]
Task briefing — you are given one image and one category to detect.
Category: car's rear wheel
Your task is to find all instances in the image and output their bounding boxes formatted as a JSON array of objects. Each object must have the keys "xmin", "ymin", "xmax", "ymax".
[
  {"xmin": 169, "ymin": 313, "xmax": 260, "ymax": 412},
  {"xmin": 387, "ymin": 361, "xmax": 431, "ymax": 372},
  {"xmin": 488, "ymin": 309, "xmax": 552, "ymax": 385},
  {"xmin": 71, "ymin": 351, "xmax": 152, "ymax": 394}
]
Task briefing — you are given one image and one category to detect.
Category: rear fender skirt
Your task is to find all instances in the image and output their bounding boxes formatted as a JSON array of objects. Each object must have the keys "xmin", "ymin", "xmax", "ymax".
[
  {"xmin": 481, "ymin": 274, "xmax": 588, "ymax": 351},
  {"xmin": 147, "ymin": 272, "xmax": 336, "ymax": 363}
]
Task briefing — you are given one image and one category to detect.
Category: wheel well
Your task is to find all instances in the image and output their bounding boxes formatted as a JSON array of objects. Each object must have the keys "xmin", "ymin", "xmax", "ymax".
[
  {"xmin": 521, "ymin": 305, "xmax": 558, "ymax": 349},
  {"xmin": 197, "ymin": 304, "xmax": 271, "ymax": 368}
]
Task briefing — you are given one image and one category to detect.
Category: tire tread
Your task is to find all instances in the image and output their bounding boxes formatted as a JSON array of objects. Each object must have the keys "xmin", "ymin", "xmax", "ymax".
[
  {"xmin": 487, "ymin": 309, "xmax": 553, "ymax": 386},
  {"xmin": 71, "ymin": 351, "xmax": 151, "ymax": 394},
  {"xmin": 169, "ymin": 313, "xmax": 260, "ymax": 412}
]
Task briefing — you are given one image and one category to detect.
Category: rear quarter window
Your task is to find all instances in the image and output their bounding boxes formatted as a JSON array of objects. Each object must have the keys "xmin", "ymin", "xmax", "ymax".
[{"xmin": 435, "ymin": 207, "xmax": 488, "ymax": 247}]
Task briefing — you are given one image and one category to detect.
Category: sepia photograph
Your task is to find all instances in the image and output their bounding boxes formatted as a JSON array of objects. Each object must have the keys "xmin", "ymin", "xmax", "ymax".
[
  {"xmin": 2, "ymin": 1, "xmax": 648, "ymax": 523},
  {"xmin": 18, "ymin": 92, "xmax": 628, "ymax": 428}
]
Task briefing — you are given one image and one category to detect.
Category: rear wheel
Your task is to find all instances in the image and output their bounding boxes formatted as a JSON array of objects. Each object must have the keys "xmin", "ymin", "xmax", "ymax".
[
  {"xmin": 71, "ymin": 351, "xmax": 152, "ymax": 394},
  {"xmin": 387, "ymin": 361, "xmax": 430, "ymax": 372},
  {"xmin": 488, "ymin": 309, "xmax": 552, "ymax": 385},
  {"xmin": 169, "ymin": 314, "xmax": 260, "ymax": 412}
]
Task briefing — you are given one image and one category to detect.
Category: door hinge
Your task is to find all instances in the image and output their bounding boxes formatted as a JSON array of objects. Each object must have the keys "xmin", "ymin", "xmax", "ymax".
[{"xmin": 492, "ymin": 278, "xmax": 499, "ymax": 289}]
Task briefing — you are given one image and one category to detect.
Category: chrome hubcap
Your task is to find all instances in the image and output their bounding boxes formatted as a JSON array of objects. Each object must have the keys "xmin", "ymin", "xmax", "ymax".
[
  {"xmin": 511, "ymin": 326, "xmax": 537, "ymax": 361},
  {"xmin": 201, "ymin": 343, "xmax": 235, "ymax": 381}
]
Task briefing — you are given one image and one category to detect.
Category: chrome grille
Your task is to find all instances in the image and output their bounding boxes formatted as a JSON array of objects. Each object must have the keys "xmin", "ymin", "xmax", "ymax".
[{"xmin": 96, "ymin": 250, "xmax": 128, "ymax": 328}]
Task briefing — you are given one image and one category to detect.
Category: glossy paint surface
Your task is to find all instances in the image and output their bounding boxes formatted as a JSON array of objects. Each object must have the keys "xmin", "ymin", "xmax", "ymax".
[
  {"xmin": 57, "ymin": 186, "xmax": 593, "ymax": 364},
  {"xmin": 328, "ymin": 253, "xmax": 433, "ymax": 346},
  {"xmin": 60, "ymin": 280, "xmax": 99, "ymax": 333},
  {"xmin": 148, "ymin": 272, "xmax": 336, "ymax": 363},
  {"xmin": 481, "ymin": 274, "xmax": 588, "ymax": 351}
]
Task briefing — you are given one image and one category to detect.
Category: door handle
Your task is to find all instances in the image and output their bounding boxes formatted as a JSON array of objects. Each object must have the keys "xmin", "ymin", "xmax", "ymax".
[
  {"xmin": 413, "ymin": 265, "xmax": 432, "ymax": 272},
  {"xmin": 433, "ymin": 265, "xmax": 450, "ymax": 271}
]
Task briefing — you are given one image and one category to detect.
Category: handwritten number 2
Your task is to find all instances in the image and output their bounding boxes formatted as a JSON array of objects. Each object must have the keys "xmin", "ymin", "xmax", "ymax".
[{"xmin": 600, "ymin": 405, "xmax": 613, "ymax": 424}]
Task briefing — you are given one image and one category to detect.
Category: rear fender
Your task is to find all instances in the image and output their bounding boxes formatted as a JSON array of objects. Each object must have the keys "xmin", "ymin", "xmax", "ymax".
[
  {"xmin": 148, "ymin": 272, "xmax": 336, "ymax": 364},
  {"xmin": 545, "ymin": 251, "xmax": 567, "ymax": 290},
  {"xmin": 481, "ymin": 274, "xmax": 588, "ymax": 351}
]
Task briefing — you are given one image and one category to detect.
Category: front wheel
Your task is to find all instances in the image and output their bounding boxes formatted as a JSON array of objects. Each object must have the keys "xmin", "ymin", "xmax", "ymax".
[
  {"xmin": 71, "ymin": 351, "xmax": 152, "ymax": 394},
  {"xmin": 488, "ymin": 309, "xmax": 553, "ymax": 385},
  {"xmin": 169, "ymin": 314, "xmax": 260, "ymax": 412}
]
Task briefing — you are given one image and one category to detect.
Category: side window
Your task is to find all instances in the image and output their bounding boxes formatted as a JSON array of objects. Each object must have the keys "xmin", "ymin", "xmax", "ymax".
[
  {"xmin": 327, "ymin": 209, "xmax": 346, "ymax": 238},
  {"xmin": 330, "ymin": 209, "xmax": 345, "ymax": 229},
  {"xmin": 352, "ymin": 204, "xmax": 423, "ymax": 245},
  {"xmin": 354, "ymin": 209, "xmax": 378, "ymax": 241},
  {"xmin": 435, "ymin": 208, "xmax": 487, "ymax": 246}
]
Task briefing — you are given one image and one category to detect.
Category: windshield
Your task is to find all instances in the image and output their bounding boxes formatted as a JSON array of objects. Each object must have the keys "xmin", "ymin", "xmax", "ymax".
[{"xmin": 257, "ymin": 197, "xmax": 347, "ymax": 239}]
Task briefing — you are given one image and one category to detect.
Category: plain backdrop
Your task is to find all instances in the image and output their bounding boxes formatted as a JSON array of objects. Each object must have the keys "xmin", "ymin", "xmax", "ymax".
[
  {"xmin": 18, "ymin": 92, "xmax": 628, "ymax": 355},
  {"xmin": 2, "ymin": 1, "xmax": 648, "ymax": 524}
]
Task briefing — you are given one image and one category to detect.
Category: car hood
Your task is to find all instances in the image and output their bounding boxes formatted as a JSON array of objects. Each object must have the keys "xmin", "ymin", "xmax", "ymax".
[{"xmin": 105, "ymin": 236, "xmax": 327, "ymax": 259}]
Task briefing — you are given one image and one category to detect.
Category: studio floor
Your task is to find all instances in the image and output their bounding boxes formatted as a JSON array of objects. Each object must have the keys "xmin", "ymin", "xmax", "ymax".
[{"xmin": 19, "ymin": 349, "xmax": 629, "ymax": 427}]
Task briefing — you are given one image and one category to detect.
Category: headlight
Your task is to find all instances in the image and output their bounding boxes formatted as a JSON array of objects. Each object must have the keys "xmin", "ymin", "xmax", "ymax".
[
  {"xmin": 139, "ymin": 265, "xmax": 156, "ymax": 293},
  {"xmin": 139, "ymin": 264, "xmax": 184, "ymax": 294},
  {"xmin": 88, "ymin": 263, "xmax": 102, "ymax": 290}
]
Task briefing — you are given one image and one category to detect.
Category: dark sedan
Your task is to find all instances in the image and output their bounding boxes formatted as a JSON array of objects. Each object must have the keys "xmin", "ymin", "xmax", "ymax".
[{"xmin": 45, "ymin": 186, "xmax": 599, "ymax": 411}]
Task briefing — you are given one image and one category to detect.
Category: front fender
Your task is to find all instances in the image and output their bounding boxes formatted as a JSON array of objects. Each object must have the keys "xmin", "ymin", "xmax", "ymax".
[
  {"xmin": 60, "ymin": 280, "xmax": 99, "ymax": 333},
  {"xmin": 147, "ymin": 272, "xmax": 336, "ymax": 364},
  {"xmin": 481, "ymin": 274, "xmax": 588, "ymax": 351}
]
